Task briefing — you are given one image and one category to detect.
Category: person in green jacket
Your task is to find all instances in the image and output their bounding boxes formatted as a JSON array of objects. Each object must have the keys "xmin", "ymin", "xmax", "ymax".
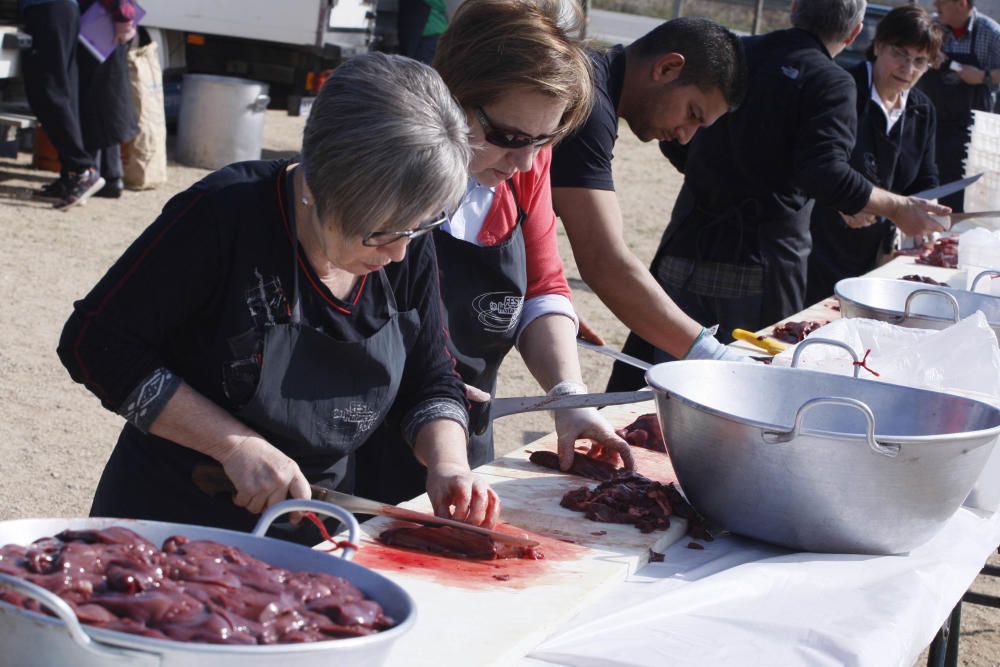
[{"xmin": 398, "ymin": 0, "xmax": 447, "ymax": 64}]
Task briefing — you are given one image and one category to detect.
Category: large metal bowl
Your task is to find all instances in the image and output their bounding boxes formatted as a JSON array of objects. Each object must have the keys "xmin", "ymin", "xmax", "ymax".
[
  {"xmin": 0, "ymin": 500, "xmax": 415, "ymax": 667},
  {"xmin": 835, "ymin": 277, "xmax": 1000, "ymax": 339},
  {"xmin": 646, "ymin": 361, "xmax": 1000, "ymax": 554}
]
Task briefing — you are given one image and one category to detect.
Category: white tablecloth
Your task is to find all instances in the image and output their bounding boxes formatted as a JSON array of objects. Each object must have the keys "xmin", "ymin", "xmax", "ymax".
[
  {"xmin": 522, "ymin": 256, "xmax": 999, "ymax": 666},
  {"xmin": 520, "ymin": 507, "xmax": 999, "ymax": 666}
]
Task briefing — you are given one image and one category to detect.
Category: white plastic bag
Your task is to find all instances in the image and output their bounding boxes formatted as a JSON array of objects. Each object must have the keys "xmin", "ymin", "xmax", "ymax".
[
  {"xmin": 771, "ymin": 314, "xmax": 1000, "ymax": 396},
  {"xmin": 773, "ymin": 314, "xmax": 1000, "ymax": 511},
  {"xmin": 959, "ymin": 227, "xmax": 1000, "ymax": 296}
]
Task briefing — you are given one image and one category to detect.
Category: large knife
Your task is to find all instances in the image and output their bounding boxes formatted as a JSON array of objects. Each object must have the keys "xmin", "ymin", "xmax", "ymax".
[
  {"xmin": 930, "ymin": 210, "xmax": 1000, "ymax": 231},
  {"xmin": 489, "ymin": 389, "xmax": 654, "ymax": 421},
  {"xmin": 912, "ymin": 173, "xmax": 983, "ymax": 201},
  {"xmin": 576, "ymin": 339, "xmax": 653, "ymax": 371},
  {"xmin": 191, "ymin": 464, "xmax": 539, "ymax": 548}
]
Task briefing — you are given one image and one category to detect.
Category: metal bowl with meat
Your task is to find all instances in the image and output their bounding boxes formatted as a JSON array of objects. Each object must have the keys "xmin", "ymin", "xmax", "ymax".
[
  {"xmin": 0, "ymin": 500, "xmax": 415, "ymax": 667},
  {"xmin": 645, "ymin": 361, "xmax": 1000, "ymax": 555},
  {"xmin": 835, "ymin": 277, "xmax": 1000, "ymax": 340}
]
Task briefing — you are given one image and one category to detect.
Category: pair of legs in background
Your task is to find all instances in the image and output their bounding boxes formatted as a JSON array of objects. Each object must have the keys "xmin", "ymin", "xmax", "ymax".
[{"xmin": 22, "ymin": 0, "xmax": 124, "ymax": 208}]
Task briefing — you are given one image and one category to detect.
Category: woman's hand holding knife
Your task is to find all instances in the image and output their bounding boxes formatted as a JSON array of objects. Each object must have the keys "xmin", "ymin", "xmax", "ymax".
[
  {"xmin": 150, "ymin": 382, "xmax": 310, "ymax": 515},
  {"xmin": 217, "ymin": 435, "xmax": 311, "ymax": 514}
]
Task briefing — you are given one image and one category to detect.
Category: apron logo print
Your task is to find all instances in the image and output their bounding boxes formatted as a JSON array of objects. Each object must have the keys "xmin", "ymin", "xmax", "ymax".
[
  {"xmin": 245, "ymin": 268, "xmax": 288, "ymax": 327},
  {"xmin": 472, "ymin": 292, "xmax": 523, "ymax": 333},
  {"xmin": 331, "ymin": 401, "xmax": 379, "ymax": 434}
]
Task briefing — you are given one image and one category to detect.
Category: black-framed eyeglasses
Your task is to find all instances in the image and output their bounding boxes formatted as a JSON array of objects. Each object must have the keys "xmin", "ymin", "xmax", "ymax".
[
  {"xmin": 474, "ymin": 107, "xmax": 560, "ymax": 149},
  {"xmin": 362, "ymin": 211, "xmax": 449, "ymax": 247}
]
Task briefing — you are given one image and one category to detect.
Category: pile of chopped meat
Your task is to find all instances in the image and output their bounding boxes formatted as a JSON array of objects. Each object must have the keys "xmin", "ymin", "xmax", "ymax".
[
  {"xmin": 897, "ymin": 237, "xmax": 959, "ymax": 268},
  {"xmin": 615, "ymin": 413, "xmax": 667, "ymax": 453},
  {"xmin": 561, "ymin": 473, "xmax": 714, "ymax": 541},
  {"xmin": 528, "ymin": 450, "xmax": 618, "ymax": 481},
  {"xmin": 900, "ymin": 274, "xmax": 948, "ymax": 286},
  {"xmin": 560, "ymin": 472, "xmax": 692, "ymax": 533},
  {"xmin": 771, "ymin": 320, "xmax": 825, "ymax": 344},
  {"xmin": 0, "ymin": 527, "xmax": 394, "ymax": 644},
  {"xmin": 378, "ymin": 526, "xmax": 543, "ymax": 561}
]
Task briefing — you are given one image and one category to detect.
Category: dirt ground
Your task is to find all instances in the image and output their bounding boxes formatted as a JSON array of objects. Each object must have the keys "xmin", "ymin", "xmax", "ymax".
[{"xmin": 0, "ymin": 110, "xmax": 997, "ymax": 664}]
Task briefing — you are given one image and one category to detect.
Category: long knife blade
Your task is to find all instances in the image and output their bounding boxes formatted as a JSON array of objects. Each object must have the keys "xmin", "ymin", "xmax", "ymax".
[
  {"xmin": 577, "ymin": 339, "xmax": 653, "ymax": 371},
  {"xmin": 489, "ymin": 390, "xmax": 654, "ymax": 421},
  {"xmin": 312, "ymin": 488, "xmax": 541, "ymax": 548},
  {"xmin": 912, "ymin": 173, "xmax": 983, "ymax": 201},
  {"xmin": 949, "ymin": 210, "xmax": 1000, "ymax": 222},
  {"xmin": 191, "ymin": 464, "xmax": 540, "ymax": 548}
]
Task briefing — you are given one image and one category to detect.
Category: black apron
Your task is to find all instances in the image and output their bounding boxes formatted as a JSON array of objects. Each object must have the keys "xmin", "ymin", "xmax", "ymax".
[
  {"xmin": 91, "ymin": 168, "xmax": 419, "ymax": 540},
  {"xmin": 607, "ymin": 191, "xmax": 773, "ymax": 392},
  {"xmin": 650, "ymin": 183, "xmax": 786, "ymax": 332},
  {"xmin": 919, "ymin": 21, "xmax": 992, "ymax": 212},
  {"xmin": 78, "ymin": 41, "xmax": 137, "ymax": 151},
  {"xmin": 353, "ymin": 180, "xmax": 528, "ymax": 504},
  {"xmin": 807, "ymin": 73, "xmax": 904, "ymax": 304},
  {"xmin": 435, "ymin": 181, "xmax": 528, "ymax": 469}
]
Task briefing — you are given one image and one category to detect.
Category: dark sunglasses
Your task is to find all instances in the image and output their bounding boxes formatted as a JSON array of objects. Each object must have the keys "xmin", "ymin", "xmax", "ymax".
[
  {"xmin": 474, "ymin": 107, "xmax": 561, "ymax": 149},
  {"xmin": 362, "ymin": 211, "xmax": 449, "ymax": 247}
]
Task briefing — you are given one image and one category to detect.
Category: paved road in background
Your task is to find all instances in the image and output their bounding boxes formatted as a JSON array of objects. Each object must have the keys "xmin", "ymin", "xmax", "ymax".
[{"xmin": 587, "ymin": 8, "xmax": 663, "ymax": 43}]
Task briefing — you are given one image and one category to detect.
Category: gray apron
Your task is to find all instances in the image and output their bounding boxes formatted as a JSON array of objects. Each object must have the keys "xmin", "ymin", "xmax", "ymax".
[
  {"xmin": 92, "ymin": 167, "xmax": 419, "ymax": 539},
  {"xmin": 355, "ymin": 180, "xmax": 527, "ymax": 503}
]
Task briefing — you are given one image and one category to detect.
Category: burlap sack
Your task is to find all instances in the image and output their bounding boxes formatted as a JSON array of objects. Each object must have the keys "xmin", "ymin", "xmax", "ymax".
[{"xmin": 122, "ymin": 42, "xmax": 167, "ymax": 189}]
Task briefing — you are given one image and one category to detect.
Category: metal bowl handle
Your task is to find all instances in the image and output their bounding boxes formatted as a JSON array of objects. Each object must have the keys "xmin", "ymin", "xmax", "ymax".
[
  {"xmin": 790, "ymin": 338, "xmax": 862, "ymax": 378},
  {"xmin": 970, "ymin": 269, "xmax": 1000, "ymax": 293},
  {"xmin": 762, "ymin": 397, "xmax": 900, "ymax": 458},
  {"xmin": 252, "ymin": 499, "xmax": 361, "ymax": 560},
  {"xmin": 903, "ymin": 288, "xmax": 960, "ymax": 323},
  {"xmin": 0, "ymin": 574, "xmax": 152, "ymax": 663}
]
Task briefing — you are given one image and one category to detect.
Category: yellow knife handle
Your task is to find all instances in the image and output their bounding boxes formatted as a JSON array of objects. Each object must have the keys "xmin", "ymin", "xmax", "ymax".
[{"xmin": 731, "ymin": 329, "xmax": 788, "ymax": 355}]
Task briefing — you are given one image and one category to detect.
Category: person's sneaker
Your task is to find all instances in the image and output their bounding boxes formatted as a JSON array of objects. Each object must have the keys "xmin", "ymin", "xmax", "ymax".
[
  {"xmin": 54, "ymin": 168, "xmax": 105, "ymax": 210},
  {"xmin": 34, "ymin": 176, "xmax": 70, "ymax": 202},
  {"xmin": 95, "ymin": 178, "xmax": 124, "ymax": 199}
]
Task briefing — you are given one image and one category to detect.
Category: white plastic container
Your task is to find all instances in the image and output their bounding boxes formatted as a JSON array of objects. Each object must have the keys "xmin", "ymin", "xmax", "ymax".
[{"xmin": 959, "ymin": 227, "xmax": 1000, "ymax": 296}]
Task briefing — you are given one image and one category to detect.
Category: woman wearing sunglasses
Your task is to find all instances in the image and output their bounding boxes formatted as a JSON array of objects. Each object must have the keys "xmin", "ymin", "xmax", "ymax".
[
  {"xmin": 806, "ymin": 5, "xmax": 943, "ymax": 304},
  {"xmin": 57, "ymin": 53, "xmax": 500, "ymax": 541},
  {"xmin": 358, "ymin": 0, "xmax": 634, "ymax": 505}
]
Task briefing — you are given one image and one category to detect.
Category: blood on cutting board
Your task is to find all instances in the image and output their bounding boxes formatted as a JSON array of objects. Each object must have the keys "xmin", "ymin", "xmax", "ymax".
[{"xmin": 353, "ymin": 521, "xmax": 590, "ymax": 590}]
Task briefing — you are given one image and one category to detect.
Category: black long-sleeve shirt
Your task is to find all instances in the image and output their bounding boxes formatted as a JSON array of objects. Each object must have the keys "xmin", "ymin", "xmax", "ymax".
[
  {"xmin": 655, "ymin": 29, "xmax": 876, "ymax": 322},
  {"xmin": 58, "ymin": 160, "xmax": 466, "ymax": 444},
  {"xmin": 806, "ymin": 62, "xmax": 939, "ymax": 303},
  {"xmin": 662, "ymin": 29, "xmax": 873, "ymax": 223}
]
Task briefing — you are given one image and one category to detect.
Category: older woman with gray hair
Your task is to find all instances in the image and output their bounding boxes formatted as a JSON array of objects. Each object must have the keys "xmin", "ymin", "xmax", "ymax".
[{"xmin": 58, "ymin": 53, "xmax": 499, "ymax": 542}]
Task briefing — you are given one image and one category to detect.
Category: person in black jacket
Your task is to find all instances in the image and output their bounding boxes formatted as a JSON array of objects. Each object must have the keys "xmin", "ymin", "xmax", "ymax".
[
  {"xmin": 606, "ymin": 0, "xmax": 952, "ymax": 390},
  {"xmin": 76, "ymin": 0, "xmax": 139, "ymax": 199},
  {"xmin": 57, "ymin": 54, "xmax": 499, "ymax": 542},
  {"xmin": 807, "ymin": 6, "xmax": 942, "ymax": 304}
]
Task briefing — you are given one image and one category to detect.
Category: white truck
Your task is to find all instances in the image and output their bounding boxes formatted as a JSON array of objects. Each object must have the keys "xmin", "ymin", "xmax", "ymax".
[
  {"xmin": 0, "ymin": 0, "xmax": 393, "ymax": 130},
  {"xmin": 140, "ymin": 0, "xmax": 391, "ymax": 115}
]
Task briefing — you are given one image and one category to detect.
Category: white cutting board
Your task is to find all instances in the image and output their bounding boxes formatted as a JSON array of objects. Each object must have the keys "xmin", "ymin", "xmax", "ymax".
[{"xmin": 351, "ymin": 401, "xmax": 691, "ymax": 667}]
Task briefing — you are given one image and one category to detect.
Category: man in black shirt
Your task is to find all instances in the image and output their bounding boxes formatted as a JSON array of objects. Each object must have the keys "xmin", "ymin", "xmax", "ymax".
[
  {"xmin": 555, "ymin": 5, "xmax": 951, "ymax": 390},
  {"xmin": 551, "ymin": 18, "xmax": 749, "ymax": 371}
]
